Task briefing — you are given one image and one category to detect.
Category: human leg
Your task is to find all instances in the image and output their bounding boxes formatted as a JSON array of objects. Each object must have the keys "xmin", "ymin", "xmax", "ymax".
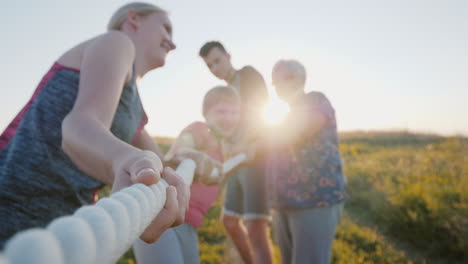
[
  {"xmin": 244, "ymin": 218, "xmax": 274, "ymax": 264},
  {"xmin": 222, "ymin": 215, "xmax": 254, "ymax": 264},
  {"xmin": 289, "ymin": 203, "xmax": 344, "ymax": 264},
  {"xmin": 272, "ymin": 210, "xmax": 293, "ymax": 264}
]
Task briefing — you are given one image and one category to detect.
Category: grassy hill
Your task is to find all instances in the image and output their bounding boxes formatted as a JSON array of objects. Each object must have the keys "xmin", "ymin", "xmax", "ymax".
[{"xmin": 114, "ymin": 131, "xmax": 467, "ymax": 263}]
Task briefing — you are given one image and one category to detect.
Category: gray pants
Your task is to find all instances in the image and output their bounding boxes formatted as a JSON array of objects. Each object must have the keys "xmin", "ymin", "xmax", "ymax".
[
  {"xmin": 273, "ymin": 203, "xmax": 344, "ymax": 264},
  {"xmin": 133, "ymin": 223, "xmax": 199, "ymax": 264}
]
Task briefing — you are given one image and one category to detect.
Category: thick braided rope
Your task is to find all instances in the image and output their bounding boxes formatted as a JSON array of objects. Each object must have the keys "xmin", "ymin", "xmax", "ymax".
[{"xmin": 0, "ymin": 154, "xmax": 245, "ymax": 264}]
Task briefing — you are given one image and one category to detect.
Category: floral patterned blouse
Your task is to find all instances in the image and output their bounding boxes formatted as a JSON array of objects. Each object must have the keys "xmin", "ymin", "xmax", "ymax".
[{"xmin": 267, "ymin": 92, "xmax": 348, "ymax": 209}]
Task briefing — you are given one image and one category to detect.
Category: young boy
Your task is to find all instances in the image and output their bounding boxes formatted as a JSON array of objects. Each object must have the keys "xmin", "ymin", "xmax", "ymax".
[
  {"xmin": 199, "ymin": 41, "xmax": 273, "ymax": 264},
  {"xmin": 133, "ymin": 85, "xmax": 242, "ymax": 264}
]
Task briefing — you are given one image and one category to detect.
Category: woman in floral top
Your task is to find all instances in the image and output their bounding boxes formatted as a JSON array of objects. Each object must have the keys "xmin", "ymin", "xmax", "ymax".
[{"xmin": 267, "ymin": 59, "xmax": 348, "ymax": 264}]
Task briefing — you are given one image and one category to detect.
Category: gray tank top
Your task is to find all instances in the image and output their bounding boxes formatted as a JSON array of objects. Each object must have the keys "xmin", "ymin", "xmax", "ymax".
[{"xmin": 0, "ymin": 62, "xmax": 147, "ymax": 247}]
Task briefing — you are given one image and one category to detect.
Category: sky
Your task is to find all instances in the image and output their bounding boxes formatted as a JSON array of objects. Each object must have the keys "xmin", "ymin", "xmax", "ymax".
[{"xmin": 1, "ymin": 0, "xmax": 467, "ymax": 137}]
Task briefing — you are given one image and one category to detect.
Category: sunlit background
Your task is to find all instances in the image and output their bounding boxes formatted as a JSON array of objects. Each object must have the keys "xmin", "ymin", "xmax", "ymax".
[
  {"xmin": 263, "ymin": 96, "xmax": 290, "ymax": 125},
  {"xmin": 1, "ymin": 0, "xmax": 467, "ymax": 137}
]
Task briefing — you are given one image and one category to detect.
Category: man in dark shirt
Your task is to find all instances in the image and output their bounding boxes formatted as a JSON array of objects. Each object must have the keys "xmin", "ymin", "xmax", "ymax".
[{"xmin": 199, "ymin": 41, "xmax": 273, "ymax": 264}]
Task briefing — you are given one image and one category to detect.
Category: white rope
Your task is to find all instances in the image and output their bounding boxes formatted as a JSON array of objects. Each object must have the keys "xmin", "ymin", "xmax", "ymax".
[{"xmin": 1, "ymin": 154, "xmax": 246, "ymax": 264}]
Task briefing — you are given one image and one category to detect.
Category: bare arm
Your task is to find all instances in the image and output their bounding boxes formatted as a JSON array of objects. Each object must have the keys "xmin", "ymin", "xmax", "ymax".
[
  {"xmin": 229, "ymin": 105, "xmax": 327, "ymax": 161},
  {"xmin": 279, "ymin": 110, "xmax": 326, "ymax": 144},
  {"xmin": 60, "ymin": 32, "xmax": 189, "ymax": 243},
  {"xmin": 133, "ymin": 129, "xmax": 165, "ymax": 159},
  {"xmin": 238, "ymin": 66, "xmax": 269, "ymax": 139},
  {"xmin": 164, "ymin": 131, "xmax": 222, "ymax": 185},
  {"xmin": 61, "ymin": 32, "xmax": 159, "ymax": 186},
  {"xmin": 164, "ymin": 131, "xmax": 197, "ymax": 162}
]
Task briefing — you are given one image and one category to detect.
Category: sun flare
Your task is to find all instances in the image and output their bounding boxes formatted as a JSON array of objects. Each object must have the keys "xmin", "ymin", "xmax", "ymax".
[{"xmin": 263, "ymin": 98, "xmax": 290, "ymax": 125}]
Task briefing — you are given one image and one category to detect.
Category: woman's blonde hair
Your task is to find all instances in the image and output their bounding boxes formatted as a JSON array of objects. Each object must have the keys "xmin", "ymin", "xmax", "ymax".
[{"xmin": 107, "ymin": 2, "xmax": 167, "ymax": 31}]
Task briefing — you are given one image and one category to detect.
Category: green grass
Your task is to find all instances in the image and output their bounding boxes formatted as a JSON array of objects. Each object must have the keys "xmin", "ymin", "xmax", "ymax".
[
  {"xmin": 106, "ymin": 132, "xmax": 467, "ymax": 263},
  {"xmin": 340, "ymin": 134, "xmax": 467, "ymax": 263}
]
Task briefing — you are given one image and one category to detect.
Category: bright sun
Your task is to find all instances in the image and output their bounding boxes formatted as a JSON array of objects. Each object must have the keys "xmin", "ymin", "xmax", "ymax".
[{"xmin": 263, "ymin": 98, "xmax": 290, "ymax": 125}]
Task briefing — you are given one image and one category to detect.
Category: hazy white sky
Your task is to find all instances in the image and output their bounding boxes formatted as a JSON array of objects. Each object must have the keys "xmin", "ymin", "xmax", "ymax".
[{"xmin": 1, "ymin": 0, "xmax": 467, "ymax": 137}]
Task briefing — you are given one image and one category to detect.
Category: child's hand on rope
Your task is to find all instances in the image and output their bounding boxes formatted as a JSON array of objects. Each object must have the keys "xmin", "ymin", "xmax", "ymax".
[{"xmin": 165, "ymin": 148, "xmax": 223, "ymax": 185}]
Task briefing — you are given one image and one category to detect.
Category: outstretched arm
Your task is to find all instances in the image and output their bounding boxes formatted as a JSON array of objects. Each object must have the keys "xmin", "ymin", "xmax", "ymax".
[
  {"xmin": 164, "ymin": 131, "xmax": 222, "ymax": 185},
  {"xmin": 62, "ymin": 32, "xmax": 161, "ymax": 186},
  {"xmin": 276, "ymin": 109, "xmax": 326, "ymax": 145},
  {"xmin": 61, "ymin": 32, "xmax": 188, "ymax": 243}
]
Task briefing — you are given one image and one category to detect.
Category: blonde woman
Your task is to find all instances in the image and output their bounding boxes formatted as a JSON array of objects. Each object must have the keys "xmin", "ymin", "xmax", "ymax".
[{"xmin": 0, "ymin": 2, "xmax": 189, "ymax": 248}]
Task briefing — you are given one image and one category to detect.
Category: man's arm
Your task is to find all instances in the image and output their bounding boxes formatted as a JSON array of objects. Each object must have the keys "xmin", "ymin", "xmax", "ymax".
[
  {"xmin": 238, "ymin": 66, "xmax": 269, "ymax": 140},
  {"xmin": 239, "ymin": 66, "xmax": 269, "ymax": 110},
  {"xmin": 278, "ymin": 109, "xmax": 326, "ymax": 145}
]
